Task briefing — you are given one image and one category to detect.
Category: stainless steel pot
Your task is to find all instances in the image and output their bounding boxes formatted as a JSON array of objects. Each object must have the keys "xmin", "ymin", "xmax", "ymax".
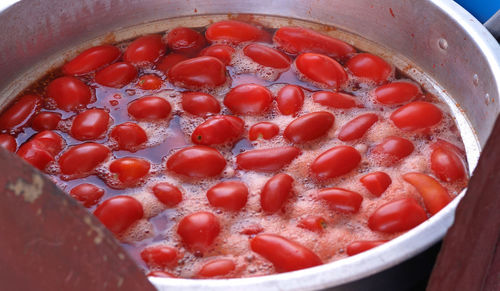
[{"xmin": 0, "ymin": 0, "xmax": 499, "ymax": 290}]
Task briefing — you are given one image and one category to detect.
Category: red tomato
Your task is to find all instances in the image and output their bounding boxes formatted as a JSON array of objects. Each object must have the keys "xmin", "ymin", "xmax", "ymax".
[
  {"xmin": 70, "ymin": 108, "xmax": 110, "ymax": 141},
  {"xmin": 295, "ymin": 53, "xmax": 348, "ymax": 89},
  {"xmin": 205, "ymin": 20, "xmax": 270, "ymax": 44},
  {"xmin": 249, "ymin": 122, "xmax": 279, "ymax": 140},
  {"xmin": 318, "ymin": 188, "xmax": 363, "ymax": 213},
  {"xmin": 156, "ymin": 53, "xmax": 188, "ymax": 74},
  {"xmin": 191, "ymin": 115, "xmax": 244, "ymax": 145},
  {"xmin": 123, "ymin": 34, "xmax": 166, "ymax": 66},
  {"xmin": 58, "ymin": 143, "xmax": 110, "ymax": 176},
  {"xmin": 31, "ymin": 112, "xmax": 61, "ymax": 131},
  {"xmin": 166, "ymin": 27, "xmax": 206, "ymax": 56},
  {"xmin": 402, "ymin": 172, "xmax": 452, "ymax": 215},
  {"xmin": 374, "ymin": 81, "xmax": 421, "ymax": 105},
  {"xmin": 260, "ymin": 173, "xmax": 294, "ymax": 213},
  {"xmin": 431, "ymin": 139, "xmax": 465, "ymax": 156},
  {"xmin": 346, "ymin": 53, "xmax": 392, "ymax": 83},
  {"xmin": 207, "ymin": 181, "xmax": 248, "ymax": 211},
  {"xmin": 147, "ymin": 271, "xmax": 176, "ymax": 278},
  {"xmin": 177, "ymin": 211, "xmax": 220, "ymax": 252},
  {"xmin": 297, "ymin": 215, "xmax": 327, "ymax": 233},
  {"xmin": 312, "ymin": 91, "xmax": 360, "ymax": 109},
  {"xmin": 0, "ymin": 134, "xmax": 16, "ymax": 152},
  {"xmin": 93, "ymin": 195, "xmax": 143, "ymax": 234},
  {"xmin": 276, "ymin": 85, "xmax": 304, "ymax": 115},
  {"xmin": 140, "ymin": 245, "xmax": 178, "ymax": 268},
  {"xmin": 28, "ymin": 130, "xmax": 65, "ymax": 156},
  {"xmin": 338, "ymin": 113, "xmax": 378, "ymax": 141},
  {"xmin": 346, "ymin": 240, "xmax": 387, "ymax": 256},
  {"xmin": 273, "ymin": 26, "xmax": 356, "ymax": 58},
  {"xmin": 198, "ymin": 259, "xmax": 236, "ymax": 278},
  {"xmin": 368, "ymin": 198, "xmax": 427, "ymax": 233},
  {"xmin": 240, "ymin": 224, "xmax": 264, "ymax": 236},
  {"xmin": 136, "ymin": 74, "xmax": 163, "ymax": 90},
  {"xmin": 109, "ymin": 157, "xmax": 150, "ymax": 185},
  {"xmin": 310, "ymin": 146, "xmax": 361, "ymax": 180},
  {"xmin": 62, "ymin": 45, "xmax": 120, "ymax": 75},
  {"xmin": 110, "ymin": 122, "xmax": 148, "ymax": 152},
  {"xmin": 181, "ymin": 92, "xmax": 221, "ymax": 116},
  {"xmin": 46, "ymin": 77, "xmax": 92, "ymax": 111},
  {"xmin": 69, "ymin": 183, "xmax": 105, "ymax": 207},
  {"xmin": 236, "ymin": 146, "xmax": 301, "ymax": 172},
  {"xmin": 371, "ymin": 136, "xmax": 414, "ymax": 165},
  {"xmin": 128, "ymin": 96, "xmax": 171, "ymax": 120},
  {"xmin": 284, "ymin": 111, "xmax": 334, "ymax": 144},
  {"xmin": 390, "ymin": 101, "xmax": 443, "ymax": 131},
  {"xmin": 199, "ymin": 44, "xmax": 235, "ymax": 65},
  {"xmin": 224, "ymin": 84, "xmax": 273, "ymax": 115},
  {"xmin": 430, "ymin": 147, "xmax": 466, "ymax": 182},
  {"xmin": 243, "ymin": 44, "xmax": 291, "ymax": 69},
  {"xmin": 167, "ymin": 146, "xmax": 226, "ymax": 178},
  {"xmin": 250, "ymin": 234, "xmax": 322, "ymax": 272},
  {"xmin": 17, "ymin": 131, "xmax": 65, "ymax": 170},
  {"xmin": 152, "ymin": 182, "xmax": 183, "ymax": 207},
  {"xmin": 94, "ymin": 62, "xmax": 138, "ymax": 88},
  {"xmin": 0, "ymin": 94, "xmax": 41, "ymax": 131},
  {"xmin": 360, "ymin": 171, "xmax": 392, "ymax": 197},
  {"xmin": 168, "ymin": 56, "xmax": 226, "ymax": 89}
]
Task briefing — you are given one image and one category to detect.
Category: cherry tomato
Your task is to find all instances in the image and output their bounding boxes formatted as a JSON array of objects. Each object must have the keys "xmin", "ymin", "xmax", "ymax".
[
  {"xmin": 191, "ymin": 115, "xmax": 244, "ymax": 145},
  {"xmin": 136, "ymin": 74, "xmax": 163, "ymax": 90},
  {"xmin": 390, "ymin": 101, "xmax": 443, "ymax": 131},
  {"xmin": 46, "ymin": 76, "xmax": 92, "ymax": 111},
  {"xmin": 318, "ymin": 188, "xmax": 363, "ymax": 213},
  {"xmin": 346, "ymin": 240, "xmax": 387, "ymax": 256},
  {"xmin": 109, "ymin": 157, "xmax": 150, "ymax": 185},
  {"xmin": 207, "ymin": 181, "xmax": 248, "ymax": 211},
  {"xmin": 152, "ymin": 182, "xmax": 183, "ymax": 207},
  {"xmin": 17, "ymin": 131, "xmax": 65, "ymax": 170},
  {"xmin": 28, "ymin": 130, "xmax": 65, "ymax": 156},
  {"xmin": 371, "ymin": 136, "xmax": 414, "ymax": 165},
  {"xmin": 260, "ymin": 173, "xmax": 294, "ymax": 213},
  {"xmin": 62, "ymin": 45, "xmax": 120, "ymax": 75},
  {"xmin": 69, "ymin": 183, "xmax": 105, "ymax": 207},
  {"xmin": 310, "ymin": 146, "xmax": 361, "ymax": 180},
  {"xmin": 167, "ymin": 145, "xmax": 226, "ymax": 178},
  {"xmin": 250, "ymin": 234, "xmax": 322, "ymax": 272},
  {"xmin": 58, "ymin": 143, "xmax": 110, "ymax": 176},
  {"xmin": 110, "ymin": 122, "xmax": 148, "ymax": 152},
  {"xmin": 181, "ymin": 92, "xmax": 221, "ymax": 116},
  {"xmin": 198, "ymin": 259, "xmax": 236, "ymax": 278},
  {"xmin": 338, "ymin": 113, "xmax": 378, "ymax": 141},
  {"xmin": 199, "ymin": 44, "xmax": 235, "ymax": 65},
  {"xmin": 31, "ymin": 112, "xmax": 61, "ymax": 131},
  {"xmin": 177, "ymin": 211, "xmax": 220, "ymax": 252},
  {"xmin": 93, "ymin": 195, "xmax": 143, "ymax": 234},
  {"xmin": 273, "ymin": 26, "xmax": 356, "ymax": 58},
  {"xmin": 128, "ymin": 96, "xmax": 171, "ymax": 120},
  {"xmin": 123, "ymin": 34, "xmax": 166, "ymax": 66},
  {"xmin": 0, "ymin": 94, "xmax": 41, "ymax": 131},
  {"xmin": 0, "ymin": 134, "xmax": 16, "ymax": 152},
  {"xmin": 312, "ymin": 91, "xmax": 360, "ymax": 109},
  {"xmin": 236, "ymin": 146, "xmax": 301, "ymax": 172},
  {"xmin": 156, "ymin": 53, "xmax": 188, "ymax": 74},
  {"xmin": 284, "ymin": 111, "xmax": 334, "ymax": 144},
  {"xmin": 147, "ymin": 271, "xmax": 176, "ymax": 278},
  {"xmin": 70, "ymin": 108, "xmax": 110, "ymax": 141},
  {"xmin": 140, "ymin": 245, "xmax": 178, "ymax": 268},
  {"xmin": 402, "ymin": 172, "xmax": 452, "ymax": 215},
  {"xmin": 205, "ymin": 20, "xmax": 270, "ymax": 44},
  {"xmin": 168, "ymin": 56, "xmax": 226, "ymax": 89},
  {"xmin": 368, "ymin": 198, "xmax": 427, "ymax": 233},
  {"xmin": 224, "ymin": 84, "xmax": 273, "ymax": 115},
  {"xmin": 167, "ymin": 27, "xmax": 206, "ymax": 56},
  {"xmin": 360, "ymin": 172, "xmax": 392, "ymax": 197},
  {"xmin": 249, "ymin": 122, "xmax": 279, "ymax": 140},
  {"xmin": 276, "ymin": 85, "xmax": 304, "ymax": 115},
  {"xmin": 374, "ymin": 81, "xmax": 421, "ymax": 105},
  {"xmin": 94, "ymin": 62, "xmax": 138, "ymax": 88},
  {"xmin": 430, "ymin": 147, "xmax": 466, "ymax": 182},
  {"xmin": 297, "ymin": 215, "xmax": 327, "ymax": 233},
  {"xmin": 346, "ymin": 53, "xmax": 392, "ymax": 83},
  {"xmin": 295, "ymin": 53, "xmax": 348, "ymax": 89},
  {"xmin": 243, "ymin": 44, "xmax": 291, "ymax": 69}
]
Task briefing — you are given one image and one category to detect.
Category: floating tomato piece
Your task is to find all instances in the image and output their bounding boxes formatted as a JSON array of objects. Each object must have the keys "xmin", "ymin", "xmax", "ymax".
[
  {"xmin": 110, "ymin": 122, "xmax": 148, "ymax": 152},
  {"xmin": 318, "ymin": 188, "xmax": 363, "ymax": 213},
  {"xmin": 167, "ymin": 145, "xmax": 226, "ymax": 178},
  {"xmin": 243, "ymin": 43, "xmax": 291, "ymax": 69},
  {"xmin": 295, "ymin": 53, "xmax": 348, "ymax": 89},
  {"xmin": 338, "ymin": 113, "xmax": 378, "ymax": 141},
  {"xmin": 0, "ymin": 134, "xmax": 16, "ymax": 152},
  {"xmin": 249, "ymin": 122, "xmax": 279, "ymax": 141},
  {"xmin": 205, "ymin": 20, "xmax": 270, "ymax": 44},
  {"xmin": 136, "ymin": 74, "xmax": 163, "ymax": 90},
  {"xmin": 346, "ymin": 240, "xmax": 388, "ymax": 256},
  {"xmin": 70, "ymin": 108, "xmax": 110, "ymax": 141},
  {"xmin": 17, "ymin": 130, "xmax": 65, "ymax": 170},
  {"xmin": 198, "ymin": 259, "xmax": 236, "ymax": 278},
  {"xmin": 207, "ymin": 181, "xmax": 248, "ymax": 211},
  {"xmin": 156, "ymin": 53, "xmax": 188, "ymax": 74},
  {"xmin": 374, "ymin": 81, "xmax": 421, "ymax": 105},
  {"xmin": 236, "ymin": 146, "xmax": 301, "ymax": 172},
  {"xmin": 284, "ymin": 111, "xmax": 334, "ymax": 144},
  {"xmin": 312, "ymin": 91, "xmax": 360, "ymax": 109},
  {"xmin": 224, "ymin": 84, "xmax": 273, "ymax": 115},
  {"xmin": 169, "ymin": 56, "xmax": 226, "ymax": 89},
  {"xmin": 297, "ymin": 215, "xmax": 327, "ymax": 233},
  {"xmin": 181, "ymin": 92, "xmax": 221, "ymax": 117},
  {"xmin": 390, "ymin": 101, "xmax": 443, "ymax": 131},
  {"xmin": 109, "ymin": 157, "xmax": 150, "ymax": 185},
  {"xmin": 46, "ymin": 77, "xmax": 92, "ymax": 111},
  {"xmin": 260, "ymin": 173, "xmax": 294, "ymax": 213},
  {"xmin": 31, "ymin": 112, "xmax": 61, "ymax": 131},
  {"xmin": 430, "ymin": 147, "xmax": 466, "ymax": 182},
  {"xmin": 140, "ymin": 245, "xmax": 178, "ymax": 268},
  {"xmin": 0, "ymin": 94, "xmax": 41, "ymax": 131},
  {"xmin": 199, "ymin": 44, "xmax": 235, "ymax": 65},
  {"xmin": 147, "ymin": 271, "xmax": 177, "ymax": 278},
  {"xmin": 128, "ymin": 96, "xmax": 171, "ymax": 120},
  {"xmin": 371, "ymin": 136, "xmax": 414, "ymax": 165},
  {"xmin": 360, "ymin": 172, "xmax": 391, "ymax": 197},
  {"xmin": 310, "ymin": 146, "xmax": 361, "ymax": 180},
  {"xmin": 69, "ymin": 183, "xmax": 105, "ymax": 207},
  {"xmin": 28, "ymin": 130, "xmax": 65, "ymax": 156},
  {"xmin": 346, "ymin": 53, "xmax": 392, "ymax": 83},
  {"xmin": 123, "ymin": 34, "xmax": 166, "ymax": 66},
  {"xmin": 58, "ymin": 143, "xmax": 110, "ymax": 176},
  {"xmin": 368, "ymin": 198, "xmax": 427, "ymax": 233},
  {"xmin": 94, "ymin": 195, "xmax": 143, "ymax": 234},
  {"xmin": 152, "ymin": 182, "xmax": 183, "ymax": 207},
  {"xmin": 167, "ymin": 27, "xmax": 206, "ymax": 56},
  {"xmin": 62, "ymin": 45, "xmax": 121, "ymax": 75},
  {"xmin": 177, "ymin": 211, "xmax": 220, "ymax": 252},
  {"xmin": 191, "ymin": 115, "xmax": 244, "ymax": 145},
  {"xmin": 276, "ymin": 85, "xmax": 304, "ymax": 115},
  {"xmin": 402, "ymin": 172, "xmax": 452, "ymax": 215},
  {"xmin": 95, "ymin": 62, "xmax": 138, "ymax": 88}
]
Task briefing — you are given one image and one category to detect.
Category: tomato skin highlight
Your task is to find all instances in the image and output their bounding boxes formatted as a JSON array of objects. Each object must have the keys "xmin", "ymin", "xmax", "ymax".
[
  {"xmin": 198, "ymin": 259, "xmax": 236, "ymax": 278},
  {"xmin": 94, "ymin": 195, "xmax": 143, "ymax": 234},
  {"xmin": 310, "ymin": 146, "xmax": 361, "ymax": 180},
  {"xmin": 31, "ymin": 112, "xmax": 61, "ymax": 131},
  {"xmin": 284, "ymin": 111, "xmax": 334, "ymax": 144},
  {"xmin": 58, "ymin": 143, "xmax": 110, "ymax": 176},
  {"xmin": 191, "ymin": 115, "xmax": 244, "ymax": 145},
  {"xmin": 0, "ymin": 134, "xmax": 16, "ymax": 152},
  {"xmin": 368, "ymin": 198, "xmax": 427, "ymax": 233},
  {"xmin": 250, "ymin": 234, "xmax": 322, "ymax": 272},
  {"xmin": 360, "ymin": 171, "xmax": 392, "ymax": 197},
  {"xmin": 199, "ymin": 44, "xmax": 235, "ymax": 65},
  {"xmin": 207, "ymin": 181, "xmax": 248, "ymax": 211},
  {"xmin": 338, "ymin": 113, "xmax": 378, "ymax": 141},
  {"xmin": 63, "ymin": 45, "xmax": 120, "ymax": 75},
  {"xmin": 95, "ymin": 62, "xmax": 138, "ymax": 88},
  {"xmin": 169, "ymin": 56, "xmax": 226, "ymax": 89},
  {"xmin": 167, "ymin": 145, "xmax": 226, "ymax": 178},
  {"xmin": 430, "ymin": 147, "xmax": 466, "ymax": 182},
  {"xmin": 224, "ymin": 84, "xmax": 273, "ymax": 115},
  {"xmin": 123, "ymin": 34, "xmax": 166, "ymax": 66},
  {"xmin": 70, "ymin": 108, "xmax": 110, "ymax": 141},
  {"xmin": 46, "ymin": 77, "xmax": 92, "ymax": 111},
  {"xmin": 110, "ymin": 122, "xmax": 148, "ymax": 152},
  {"xmin": 346, "ymin": 240, "xmax": 387, "ymax": 256},
  {"xmin": 295, "ymin": 53, "xmax": 348, "ymax": 89},
  {"xmin": 181, "ymin": 92, "xmax": 221, "ymax": 116},
  {"xmin": 152, "ymin": 182, "xmax": 183, "ymax": 207},
  {"xmin": 128, "ymin": 96, "xmax": 171, "ymax": 120},
  {"xmin": 276, "ymin": 85, "xmax": 304, "ymax": 115},
  {"xmin": 205, "ymin": 20, "xmax": 270, "ymax": 44},
  {"xmin": 70, "ymin": 183, "xmax": 105, "ymax": 207},
  {"xmin": 140, "ymin": 245, "xmax": 178, "ymax": 268},
  {"xmin": 243, "ymin": 43, "xmax": 291, "ymax": 69},
  {"xmin": 109, "ymin": 157, "xmax": 150, "ymax": 185},
  {"xmin": 346, "ymin": 53, "xmax": 392, "ymax": 83},
  {"xmin": 0, "ymin": 94, "xmax": 42, "ymax": 131},
  {"xmin": 402, "ymin": 172, "xmax": 452, "ymax": 215},
  {"xmin": 312, "ymin": 91, "xmax": 360, "ymax": 109},
  {"xmin": 177, "ymin": 211, "xmax": 220, "ymax": 252},
  {"xmin": 374, "ymin": 81, "xmax": 421, "ymax": 105},
  {"xmin": 390, "ymin": 101, "xmax": 443, "ymax": 131},
  {"xmin": 156, "ymin": 53, "xmax": 188, "ymax": 74},
  {"xmin": 318, "ymin": 188, "xmax": 363, "ymax": 213},
  {"xmin": 260, "ymin": 173, "xmax": 294, "ymax": 213},
  {"xmin": 372, "ymin": 136, "xmax": 414, "ymax": 165},
  {"xmin": 166, "ymin": 27, "xmax": 206, "ymax": 56},
  {"xmin": 236, "ymin": 146, "xmax": 301, "ymax": 172},
  {"xmin": 297, "ymin": 215, "xmax": 327, "ymax": 233},
  {"xmin": 249, "ymin": 122, "xmax": 279, "ymax": 141}
]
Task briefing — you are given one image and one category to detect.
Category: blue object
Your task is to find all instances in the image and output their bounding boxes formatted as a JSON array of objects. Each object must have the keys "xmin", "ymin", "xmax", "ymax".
[{"xmin": 454, "ymin": 0, "xmax": 500, "ymax": 23}]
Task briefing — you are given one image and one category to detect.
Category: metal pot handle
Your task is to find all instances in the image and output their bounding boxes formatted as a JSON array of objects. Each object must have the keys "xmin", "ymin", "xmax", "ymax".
[{"xmin": 485, "ymin": 10, "xmax": 500, "ymax": 40}]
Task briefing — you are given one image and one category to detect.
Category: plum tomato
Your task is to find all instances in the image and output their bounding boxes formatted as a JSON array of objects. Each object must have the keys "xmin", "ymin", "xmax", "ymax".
[
  {"xmin": 276, "ymin": 85, "xmax": 304, "ymax": 115},
  {"xmin": 198, "ymin": 259, "xmax": 236, "ymax": 278},
  {"xmin": 128, "ymin": 96, "xmax": 171, "ymax": 120},
  {"xmin": 260, "ymin": 173, "xmax": 294, "ymax": 213},
  {"xmin": 368, "ymin": 198, "xmax": 427, "ymax": 233},
  {"xmin": 295, "ymin": 53, "xmax": 348, "ymax": 89},
  {"xmin": 62, "ymin": 45, "xmax": 120, "ymax": 75},
  {"xmin": 360, "ymin": 172, "xmax": 392, "ymax": 197},
  {"xmin": 177, "ymin": 211, "xmax": 220, "ymax": 252},
  {"xmin": 207, "ymin": 181, "xmax": 248, "ymax": 211},
  {"xmin": 205, "ymin": 20, "xmax": 271, "ymax": 44},
  {"xmin": 94, "ymin": 62, "xmax": 138, "ymax": 88},
  {"xmin": 312, "ymin": 91, "xmax": 360, "ymax": 109},
  {"xmin": 284, "ymin": 111, "xmax": 334, "ymax": 144},
  {"xmin": 69, "ymin": 183, "xmax": 105, "ymax": 207},
  {"xmin": 93, "ymin": 195, "xmax": 143, "ymax": 234},
  {"xmin": 374, "ymin": 81, "xmax": 421, "ymax": 105},
  {"xmin": 338, "ymin": 113, "xmax": 378, "ymax": 141},
  {"xmin": 181, "ymin": 92, "xmax": 221, "ymax": 116},
  {"xmin": 136, "ymin": 74, "xmax": 163, "ymax": 90},
  {"xmin": 236, "ymin": 146, "xmax": 301, "ymax": 172},
  {"xmin": 310, "ymin": 146, "xmax": 361, "ymax": 180},
  {"xmin": 346, "ymin": 53, "xmax": 392, "ymax": 83},
  {"xmin": 0, "ymin": 134, "xmax": 16, "ymax": 152},
  {"xmin": 318, "ymin": 188, "xmax": 363, "ymax": 214},
  {"xmin": 110, "ymin": 122, "xmax": 148, "ymax": 152},
  {"xmin": 70, "ymin": 108, "xmax": 110, "ymax": 141},
  {"xmin": 152, "ymin": 182, "xmax": 183, "ymax": 207},
  {"xmin": 346, "ymin": 240, "xmax": 387, "ymax": 256},
  {"xmin": 0, "ymin": 94, "xmax": 41, "ymax": 131},
  {"xmin": 191, "ymin": 115, "xmax": 244, "ymax": 145},
  {"xmin": 297, "ymin": 215, "xmax": 327, "ymax": 233},
  {"xmin": 390, "ymin": 101, "xmax": 443, "ymax": 131},
  {"xmin": 430, "ymin": 147, "xmax": 466, "ymax": 182},
  {"xmin": 224, "ymin": 84, "xmax": 273, "ymax": 115},
  {"xmin": 123, "ymin": 34, "xmax": 166, "ymax": 66},
  {"xmin": 156, "ymin": 53, "xmax": 188, "ymax": 74},
  {"xmin": 109, "ymin": 157, "xmax": 150, "ymax": 185},
  {"xmin": 140, "ymin": 245, "xmax": 178, "ymax": 268},
  {"xmin": 46, "ymin": 77, "xmax": 92, "ymax": 111},
  {"xmin": 249, "ymin": 122, "xmax": 279, "ymax": 141},
  {"xmin": 31, "ymin": 112, "xmax": 62, "ymax": 131},
  {"xmin": 167, "ymin": 145, "xmax": 226, "ymax": 178},
  {"xmin": 166, "ymin": 27, "xmax": 206, "ymax": 56},
  {"xmin": 199, "ymin": 44, "xmax": 235, "ymax": 65},
  {"xmin": 169, "ymin": 56, "xmax": 226, "ymax": 89},
  {"xmin": 371, "ymin": 136, "xmax": 414, "ymax": 165},
  {"xmin": 58, "ymin": 143, "xmax": 110, "ymax": 176},
  {"xmin": 402, "ymin": 172, "xmax": 452, "ymax": 215},
  {"xmin": 243, "ymin": 43, "xmax": 291, "ymax": 69}
]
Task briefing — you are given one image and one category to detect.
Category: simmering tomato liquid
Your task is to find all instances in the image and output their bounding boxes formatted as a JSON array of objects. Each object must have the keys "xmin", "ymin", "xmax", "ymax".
[{"xmin": 0, "ymin": 19, "xmax": 469, "ymax": 279}]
